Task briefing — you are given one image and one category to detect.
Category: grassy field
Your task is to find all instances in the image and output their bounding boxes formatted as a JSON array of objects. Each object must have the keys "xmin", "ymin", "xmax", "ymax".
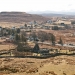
[{"xmin": 0, "ymin": 55, "xmax": 75, "ymax": 75}]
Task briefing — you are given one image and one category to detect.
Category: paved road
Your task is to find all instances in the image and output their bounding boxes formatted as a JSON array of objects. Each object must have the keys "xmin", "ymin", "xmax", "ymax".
[
  {"xmin": 56, "ymin": 44, "xmax": 75, "ymax": 48},
  {"xmin": 38, "ymin": 41, "xmax": 75, "ymax": 48}
]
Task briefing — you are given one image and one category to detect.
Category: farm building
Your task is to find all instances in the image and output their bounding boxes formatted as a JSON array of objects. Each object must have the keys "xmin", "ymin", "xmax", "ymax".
[{"xmin": 32, "ymin": 43, "xmax": 50, "ymax": 56}]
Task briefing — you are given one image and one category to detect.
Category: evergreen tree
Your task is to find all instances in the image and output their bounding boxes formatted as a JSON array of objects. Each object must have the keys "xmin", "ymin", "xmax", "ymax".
[
  {"xmin": 17, "ymin": 42, "xmax": 24, "ymax": 52},
  {"xmin": 11, "ymin": 29, "xmax": 15, "ymax": 35},
  {"xmin": 8, "ymin": 29, "xmax": 11, "ymax": 35},
  {"xmin": 15, "ymin": 34, "xmax": 20, "ymax": 41},
  {"xmin": 33, "ymin": 43, "xmax": 40, "ymax": 53},
  {"xmin": 24, "ymin": 24, "xmax": 27, "ymax": 27},
  {"xmin": 21, "ymin": 34, "xmax": 27, "ymax": 42},
  {"xmin": 51, "ymin": 34, "xmax": 56, "ymax": 46},
  {"xmin": 17, "ymin": 28, "xmax": 20, "ymax": 33}
]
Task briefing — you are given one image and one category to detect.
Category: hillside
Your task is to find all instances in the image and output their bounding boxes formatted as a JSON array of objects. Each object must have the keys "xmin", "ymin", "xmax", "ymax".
[
  {"xmin": 39, "ymin": 13, "xmax": 75, "ymax": 18},
  {"xmin": 0, "ymin": 12, "xmax": 49, "ymax": 23},
  {"xmin": 40, "ymin": 13, "xmax": 66, "ymax": 17}
]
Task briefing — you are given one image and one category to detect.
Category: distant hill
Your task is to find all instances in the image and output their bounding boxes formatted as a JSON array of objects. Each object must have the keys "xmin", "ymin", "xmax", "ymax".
[
  {"xmin": 40, "ymin": 13, "xmax": 66, "ymax": 17},
  {"xmin": 0, "ymin": 12, "xmax": 49, "ymax": 23},
  {"xmin": 28, "ymin": 11, "xmax": 75, "ymax": 17}
]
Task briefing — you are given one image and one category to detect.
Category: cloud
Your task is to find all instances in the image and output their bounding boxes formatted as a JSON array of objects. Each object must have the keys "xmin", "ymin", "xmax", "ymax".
[
  {"xmin": 68, "ymin": 4, "xmax": 72, "ymax": 6},
  {"xmin": 0, "ymin": 0, "xmax": 75, "ymax": 12}
]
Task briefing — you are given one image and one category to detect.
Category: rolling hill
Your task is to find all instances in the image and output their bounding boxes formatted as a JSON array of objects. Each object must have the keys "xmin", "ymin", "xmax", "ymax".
[{"xmin": 0, "ymin": 12, "xmax": 49, "ymax": 23}]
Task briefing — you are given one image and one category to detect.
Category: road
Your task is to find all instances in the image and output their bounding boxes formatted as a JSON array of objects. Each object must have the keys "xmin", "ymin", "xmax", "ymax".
[{"xmin": 38, "ymin": 41, "xmax": 75, "ymax": 48}]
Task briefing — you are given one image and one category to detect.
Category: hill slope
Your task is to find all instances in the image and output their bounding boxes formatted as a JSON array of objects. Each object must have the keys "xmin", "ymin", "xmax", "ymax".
[{"xmin": 0, "ymin": 12, "xmax": 49, "ymax": 23}]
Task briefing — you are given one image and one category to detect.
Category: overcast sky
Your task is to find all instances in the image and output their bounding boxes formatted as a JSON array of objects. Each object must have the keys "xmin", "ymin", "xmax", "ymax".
[{"xmin": 0, "ymin": 0, "xmax": 75, "ymax": 12}]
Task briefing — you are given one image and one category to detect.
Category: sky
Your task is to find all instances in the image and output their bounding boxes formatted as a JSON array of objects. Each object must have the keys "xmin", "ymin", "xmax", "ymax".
[{"xmin": 0, "ymin": 0, "xmax": 75, "ymax": 12}]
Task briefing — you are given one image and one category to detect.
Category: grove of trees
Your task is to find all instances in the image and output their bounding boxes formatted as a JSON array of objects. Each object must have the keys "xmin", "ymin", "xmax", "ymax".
[{"xmin": 37, "ymin": 31, "xmax": 56, "ymax": 45}]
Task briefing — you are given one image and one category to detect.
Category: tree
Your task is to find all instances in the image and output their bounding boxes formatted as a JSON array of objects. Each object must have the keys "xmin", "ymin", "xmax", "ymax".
[
  {"xmin": 58, "ymin": 37, "xmax": 63, "ymax": 46},
  {"xmin": 34, "ymin": 20, "xmax": 37, "ymax": 24},
  {"xmin": 17, "ymin": 42, "xmax": 24, "ymax": 52},
  {"xmin": 8, "ymin": 29, "xmax": 11, "ymax": 35},
  {"xmin": 37, "ymin": 31, "xmax": 56, "ymax": 46},
  {"xmin": 21, "ymin": 34, "xmax": 27, "ymax": 42},
  {"xmin": 24, "ymin": 24, "xmax": 27, "ymax": 27},
  {"xmin": 11, "ymin": 29, "xmax": 16, "ymax": 35},
  {"xmin": 37, "ymin": 31, "xmax": 48, "ymax": 42},
  {"xmin": 30, "ymin": 32, "xmax": 37, "ymax": 41},
  {"xmin": 51, "ymin": 34, "xmax": 56, "ymax": 46},
  {"xmin": 15, "ymin": 34, "xmax": 20, "ymax": 42},
  {"xmin": 33, "ymin": 43, "xmax": 40, "ymax": 53},
  {"xmin": 17, "ymin": 28, "xmax": 20, "ymax": 33},
  {"xmin": 16, "ymin": 41, "xmax": 32, "ymax": 52},
  {"xmin": 52, "ymin": 26, "xmax": 59, "ymax": 30},
  {"xmin": 16, "ymin": 34, "xmax": 32, "ymax": 52},
  {"xmin": 71, "ymin": 21, "xmax": 75, "ymax": 24},
  {"xmin": 1, "ymin": 29, "xmax": 3, "ymax": 36}
]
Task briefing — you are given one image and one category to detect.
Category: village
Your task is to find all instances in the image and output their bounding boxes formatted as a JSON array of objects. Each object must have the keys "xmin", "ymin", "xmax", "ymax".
[
  {"xmin": 1, "ymin": 0, "xmax": 75, "ymax": 74},
  {"xmin": 0, "ymin": 16, "xmax": 75, "ymax": 58},
  {"xmin": 0, "ymin": 18, "xmax": 75, "ymax": 75},
  {"xmin": 0, "ymin": 12, "xmax": 75, "ymax": 75}
]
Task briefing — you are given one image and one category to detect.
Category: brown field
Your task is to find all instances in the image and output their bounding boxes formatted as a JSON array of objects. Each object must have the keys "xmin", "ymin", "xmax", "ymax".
[
  {"xmin": 0, "ymin": 55, "xmax": 75, "ymax": 75},
  {"xmin": 0, "ymin": 22, "xmax": 24, "ymax": 28},
  {"xmin": 0, "ymin": 39, "xmax": 16, "ymax": 51},
  {"xmin": 36, "ymin": 29, "xmax": 75, "ymax": 43},
  {"xmin": 0, "ymin": 44, "xmax": 16, "ymax": 50}
]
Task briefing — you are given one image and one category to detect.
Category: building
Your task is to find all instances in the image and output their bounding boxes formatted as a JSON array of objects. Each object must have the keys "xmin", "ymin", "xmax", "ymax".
[
  {"xmin": 32, "ymin": 43, "xmax": 50, "ymax": 56},
  {"xmin": 39, "ymin": 48, "xmax": 50, "ymax": 56},
  {"xmin": 9, "ymin": 35, "xmax": 15, "ymax": 41}
]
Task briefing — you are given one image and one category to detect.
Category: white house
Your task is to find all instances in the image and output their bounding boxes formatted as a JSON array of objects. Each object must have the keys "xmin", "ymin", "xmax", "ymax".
[{"xmin": 9, "ymin": 35, "xmax": 15, "ymax": 41}]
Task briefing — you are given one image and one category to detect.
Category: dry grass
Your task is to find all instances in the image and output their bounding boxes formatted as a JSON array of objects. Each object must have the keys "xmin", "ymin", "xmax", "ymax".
[
  {"xmin": 36, "ymin": 29, "xmax": 75, "ymax": 43},
  {"xmin": 0, "ymin": 44, "xmax": 16, "ymax": 51},
  {"xmin": 0, "ymin": 22, "xmax": 24, "ymax": 28},
  {"xmin": 0, "ymin": 56, "xmax": 74, "ymax": 75}
]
